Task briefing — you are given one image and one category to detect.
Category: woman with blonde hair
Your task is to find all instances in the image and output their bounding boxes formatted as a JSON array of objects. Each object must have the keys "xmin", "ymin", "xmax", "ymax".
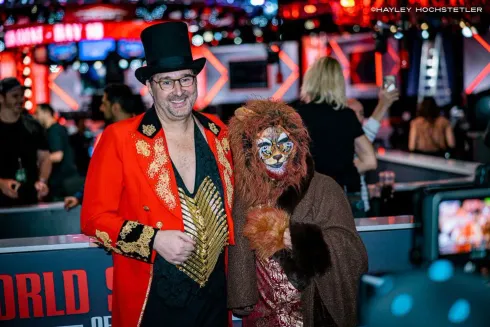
[{"xmin": 296, "ymin": 56, "xmax": 377, "ymax": 194}]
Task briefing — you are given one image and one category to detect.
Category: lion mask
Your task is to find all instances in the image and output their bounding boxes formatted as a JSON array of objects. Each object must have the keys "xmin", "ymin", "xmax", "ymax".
[{"xmin": 228, "ymin": 99, "xmax": 310, "ymax": 207}]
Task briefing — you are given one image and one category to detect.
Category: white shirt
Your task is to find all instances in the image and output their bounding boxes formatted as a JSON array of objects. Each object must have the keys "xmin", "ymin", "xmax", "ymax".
[{"xmin": 360, "ymin": 118, "xmax": 381, "ymax": 212}]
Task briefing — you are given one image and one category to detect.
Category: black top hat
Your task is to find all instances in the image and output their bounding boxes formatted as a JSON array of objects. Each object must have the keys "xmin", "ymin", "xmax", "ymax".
[{"xmin": 135, "ymin": 21, "xmax": 206, "ymax": 84}]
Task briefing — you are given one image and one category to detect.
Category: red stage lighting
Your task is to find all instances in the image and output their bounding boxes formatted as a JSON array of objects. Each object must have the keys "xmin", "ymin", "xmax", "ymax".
[
  {"xmin": 340, "ymin": 0, "xmax": 356, "ymax": 8},
  {"xmin": 304, "ymin": 5, "xmax": 317, "ymax": 14}
]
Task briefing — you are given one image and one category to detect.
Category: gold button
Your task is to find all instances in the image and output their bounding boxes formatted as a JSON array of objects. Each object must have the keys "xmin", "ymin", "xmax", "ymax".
[
  {"xmin": 156, "ymin": 221, "xmax": 163, "ymax": 229},
  {"xmin": 143, "ymin": 206, "xmax": 150, "ymax": 212}
]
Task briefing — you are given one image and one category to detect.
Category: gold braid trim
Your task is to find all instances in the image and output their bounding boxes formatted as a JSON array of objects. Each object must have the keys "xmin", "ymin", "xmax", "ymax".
[
  {"xmin": 116, "ymin": 224, "xmax": 155, "ymax": 260},
  {"xmin": 215, "ymin": 138, "xmax": 233, "ymax": 208},
  {"xmin": 119, "ymin": 221, "xmax": 138, "ymax": 240},
  {"xmin": 95, "ymin": 229, "xmax": 122, "ymax": 254}
]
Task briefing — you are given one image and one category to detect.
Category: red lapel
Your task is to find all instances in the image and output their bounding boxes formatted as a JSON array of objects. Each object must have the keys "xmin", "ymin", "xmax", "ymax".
[{"xmin": 133, "ymin": 108, "xmax": 183, "ymax": 222}]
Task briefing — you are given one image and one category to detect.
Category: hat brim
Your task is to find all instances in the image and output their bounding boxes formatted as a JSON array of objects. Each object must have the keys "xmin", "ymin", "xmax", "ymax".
[{"xmin": 135, "ymin": 58, "xmax": 206, "ymax": 84}]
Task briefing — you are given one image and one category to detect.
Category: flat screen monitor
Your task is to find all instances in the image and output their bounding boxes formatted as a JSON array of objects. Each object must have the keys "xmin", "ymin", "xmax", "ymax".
[
  {"xmin": 48, "ymin": 42, "xmax": 77, "ymax": 63},
  {"xmin": 422, "ymin": 188, "xmax": 490, "ymax": 262},
  {"xmin": 229, "ymin": 60, "xmax": 268, "ymax": 90},
  {"xmin": 79, "ymin": 39, "xmax": 116, "ymax": 61},
  {"xmin": 117, "ymin": 40, "xmax": 145, "ymax": 59},
  {"xmin": 438, "ymin": 197, "xmax": 490, "ymax": 255}
]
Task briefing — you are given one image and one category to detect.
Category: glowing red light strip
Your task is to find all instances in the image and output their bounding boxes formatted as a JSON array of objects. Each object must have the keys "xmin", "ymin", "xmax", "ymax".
[
  {"xmin": 387, "ymin": 44, "xmax": 400, "ymax": 76},
  {"xmin": 272, "ymin": 51, "xmax": 300, "ymax": 100},
  {"xmin": 465, "ymin": 63, "xmax": 490, "ymax": 94},
  {"xmin": 465, "ymin": 35, "xmax": 490, "ymax": 94},
  {"xmin": 200, "ymin": 47, "xmax": 228, "ymax": 108},
  {"xmin": 375, "ymin": 53, "xmax": 383, "ymax": 87},
  {"xmin": 329, "ymin": 39, "xmax": 350, "ymax": 79},
  {"xmin": 473, "ymin": 34, "xmax": 490, "ymax": 52}
]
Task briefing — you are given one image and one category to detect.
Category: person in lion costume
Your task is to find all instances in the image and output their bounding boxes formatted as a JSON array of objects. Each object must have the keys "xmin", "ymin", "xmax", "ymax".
[{"xmin": 227, "ymin": 100, "xmax": 368, "ymax": 327}]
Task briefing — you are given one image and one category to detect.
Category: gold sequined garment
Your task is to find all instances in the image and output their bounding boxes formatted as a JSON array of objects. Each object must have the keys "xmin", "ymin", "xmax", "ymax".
[{"xmin": 177, "ymin": 176, "xmax": 229, "ymax": 287}]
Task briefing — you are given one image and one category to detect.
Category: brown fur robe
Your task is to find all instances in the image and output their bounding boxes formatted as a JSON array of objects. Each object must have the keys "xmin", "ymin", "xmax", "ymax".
[{"xmin": 227, "ymin": 170, "xmax": 368, "ymax": 327}]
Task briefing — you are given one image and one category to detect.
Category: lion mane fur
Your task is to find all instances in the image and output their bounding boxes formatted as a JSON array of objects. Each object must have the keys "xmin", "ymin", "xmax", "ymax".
[{"xmin": 228, "ymin": 99, "xmax": 311, "ymax": 207}]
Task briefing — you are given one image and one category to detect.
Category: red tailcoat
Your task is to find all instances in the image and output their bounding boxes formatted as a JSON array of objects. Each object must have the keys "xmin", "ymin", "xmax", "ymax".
[{"xmin": 81, "ymin": 108, "xmax": 235, "ymax": 327}]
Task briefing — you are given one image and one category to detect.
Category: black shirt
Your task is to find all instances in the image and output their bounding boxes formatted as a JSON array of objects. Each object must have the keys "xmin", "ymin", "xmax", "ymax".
[
  {"xmin": 0, "ymin": 115, "xmax": 49, "ymax": 207},
  {"xmin": 142, "ymin": 123, "xmax": 227, "ymax": 327},
  {"xmin": 70, "ymin": 131, "xmax": 93, "ymax": 176},
  {"xmin": 46, "ymin": 123, "xmax": 79, "ymax": 192},
  {"xmin": 296, "ymin": 101, "xmax": 364, "ymax": 192},
  {"xmin": 484, "ymin": 120, "xmax": 490, "ymax": 148}
]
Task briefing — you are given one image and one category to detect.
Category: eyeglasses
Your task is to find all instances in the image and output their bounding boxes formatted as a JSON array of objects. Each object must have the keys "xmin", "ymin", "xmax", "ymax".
[{"xmin": 151, "ymin": 76, "xmax": 196, "ymax": 91}]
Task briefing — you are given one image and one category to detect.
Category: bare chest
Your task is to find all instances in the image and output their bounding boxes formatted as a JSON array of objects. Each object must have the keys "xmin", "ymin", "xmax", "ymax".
[{"xmin": 166, "ymin": 137, "xmax": 197, "ymax": 192}]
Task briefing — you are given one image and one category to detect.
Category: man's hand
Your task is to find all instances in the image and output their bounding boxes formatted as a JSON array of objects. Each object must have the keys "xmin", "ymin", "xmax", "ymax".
[
  {"xmin": 153, "ymin": 230, "xmax": 196, "ymax": 265},
  {"xmin": 378, "ymin": 88, "xmax": 400, "ymax": 110},
  {"xmin": 371, "ymin": 89, "xmax": 400, "ymax": 122},
  {"xmin": 0, "ymin": 179, "xmax": 20, "ymax": 199},
  {"xmin": 34, "ymin": 180, "xmax": 49, "ymax": 200},
  {"xmin": 283, "ymin": 228, "xmax": 292, "ymax": 250},
  {"xmin": 64, "ymin": 196, "xmax": 80, "ymax": 210}
]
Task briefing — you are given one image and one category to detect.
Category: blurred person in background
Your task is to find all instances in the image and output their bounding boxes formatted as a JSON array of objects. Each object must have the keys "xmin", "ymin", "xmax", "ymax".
[
  {"xmin": 348, "ymin": 88, "xmax": 399, "ymax": 214},
  {"xmin": 409, "ymin": 97, "xmax": 455, "ymax": 157},
  {"xmin": 449, "ymin": 104, "xmax": 471, "ymax": 160},
  {"xmin": 296, "ymin": 56, "xmax": 377, "ymax": 194},
  {"xmin": 0, "ymin": 77, "xmax": 51, "ymax": 207},
  {"xmin": 70, "ymin": 117, "xmax": 94, "ymax": 176},
  {"xmin": 484, "ymin": 120, "xmax": 490, "ymax": 148},
  {"xmin": 99, "ymin": 84, "xmax": 145, "ymax": 124},
  {"xmin": 35, "ymin": 103, "xmax": 82, "ymax": 201},
  {"xmin": 64, "ymin": 83, "xmax": 144, "ymax": 210}
]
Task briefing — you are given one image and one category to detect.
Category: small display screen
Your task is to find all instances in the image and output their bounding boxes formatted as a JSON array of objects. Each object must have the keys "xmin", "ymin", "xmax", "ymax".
[
  {"xmin": 229, "ymin": 60, "xmax": 268, "ymax": 89},
  {"xmin": 79, "ymin": 39, "xmax": 116, "ymax": 61},
  {"xmin": 438, "ymin": 198, "xmax": 490, "ymax": 255},
  {"xmin": 48, "ymin": 42, "xmax": 77, "ymax": 63},
  {"xmin": 117, "ymin": 40, "xmax": 145, "ymax": 59}
]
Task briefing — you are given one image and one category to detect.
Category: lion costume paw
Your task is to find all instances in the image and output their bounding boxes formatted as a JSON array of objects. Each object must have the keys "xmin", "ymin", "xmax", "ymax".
[{"xmin": 242, "ymin": 207, "xmax": 289, "ymax": 260}]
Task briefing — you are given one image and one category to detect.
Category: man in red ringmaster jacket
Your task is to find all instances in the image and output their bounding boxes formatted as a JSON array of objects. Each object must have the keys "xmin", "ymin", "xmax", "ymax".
[{"xmin": 81, "ymin": 22, "xmax": 234, "ymax": 327}]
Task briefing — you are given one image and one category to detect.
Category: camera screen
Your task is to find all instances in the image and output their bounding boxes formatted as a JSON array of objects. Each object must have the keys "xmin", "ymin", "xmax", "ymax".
[{"xmin": 438, "ymin": 198, "xmax": 490, "ymax": 255}]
